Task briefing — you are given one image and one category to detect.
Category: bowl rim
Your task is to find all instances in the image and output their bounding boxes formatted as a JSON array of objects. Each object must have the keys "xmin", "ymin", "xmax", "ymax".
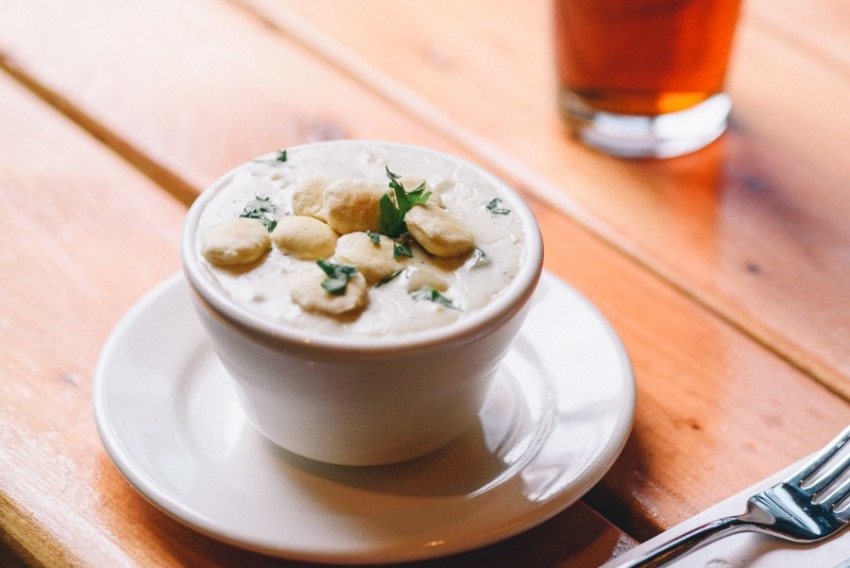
[{"xmin": 181, "ymin": 140, "xmax": 543, "ymax": 356}]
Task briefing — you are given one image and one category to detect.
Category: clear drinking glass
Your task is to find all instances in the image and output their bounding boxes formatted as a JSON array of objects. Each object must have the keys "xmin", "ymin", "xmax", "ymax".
[{"xmin": 554, "ymin": 0, "xmax": 742, "ymax": 158}]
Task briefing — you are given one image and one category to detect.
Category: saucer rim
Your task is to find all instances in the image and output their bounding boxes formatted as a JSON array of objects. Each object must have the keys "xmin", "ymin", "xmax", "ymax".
[{"xmin": 93, "ymin": 271, "xmax": 635, "ymax": 564}]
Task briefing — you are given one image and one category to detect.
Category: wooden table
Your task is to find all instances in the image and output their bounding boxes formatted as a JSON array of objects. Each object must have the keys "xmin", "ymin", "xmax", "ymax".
[{"xmin": 2, "ymin": 1, "xmax": 849, "ymax": 566}]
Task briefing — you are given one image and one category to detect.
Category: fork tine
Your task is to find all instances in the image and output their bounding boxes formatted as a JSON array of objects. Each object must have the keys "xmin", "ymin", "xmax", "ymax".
[
  {"xmin": 822, "ymin": 475, "xmax": 850, "ymax": 509},
  {"xmin": 787, "ymin": 424, "xmax": 850, "ymax": 486},
  {"xmin": 805, "ymin": 449, "xmax": 850, "ymax": 495}
]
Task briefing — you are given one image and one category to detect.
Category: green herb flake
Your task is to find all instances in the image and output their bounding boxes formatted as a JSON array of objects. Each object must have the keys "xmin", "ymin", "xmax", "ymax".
[
  {"xmin": 385, "ymin": 166, "xmax": 401, "ymax": 181},
  {"xmin": 486, "ymin": 198, "xmax": 511, "ymax": 215},
  {"xmin": 276, "ymin": 149, "xmax": 288, "ymax": 162},
  {"xmin": 379, "ymin": 194, "xmax": 406, "ymax": 237},
  {"xmin": 393, "ymin": 240, "xmax": 412, "ymax": 258},
  {"xmin": 239, "ymin": 195, "xmax": 278, "ymax": 232},
  {"xmin": 471, "ymin": 247, "xmax": 491, "ymax": 268},
  {"xmin": 379, "ymin": 166, "xmax": 431, "ymax": 237},
  {"xmin": 410, "ymin": 287, "xmax": 457, "ymax": 309},
  {"xmin": 242, "ymin": 196, "xmax": 273, "ymax": 215},
  {"xmin": 376, "ymin": 268, "xmax": 404, "ymax": 287},
  {"xmin": 316, "ymin": 260, "xmax": 358, "ymax": 295},
  {"xmin": 406, "ymin": 181, "xmax": 431, "ymax": 207},
  {"xmin": 366, "ymin": 231, "xmax": 381, "ymax": 245}
]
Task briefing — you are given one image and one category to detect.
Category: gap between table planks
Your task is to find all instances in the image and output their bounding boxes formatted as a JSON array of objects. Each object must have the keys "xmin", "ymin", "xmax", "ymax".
[
  {"xmin": 0, "ymin": 72, "xmax": 633, "ymax": 568},
  {"xmin": 231, "ymin": 0, "xmax": 850, "ymax": 401},
  {"xmin": 7, "ymin": 0, "xmax": 850, "ymax": 399},
  {"xmin": 1, "ymin": 0, "xmax": 849, "ymax": 546}
]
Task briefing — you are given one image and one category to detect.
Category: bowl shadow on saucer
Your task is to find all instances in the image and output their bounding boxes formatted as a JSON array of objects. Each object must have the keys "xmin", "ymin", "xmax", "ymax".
[
  {"xmin": 263, "ymin": 416, "xmax": 515, "ymax": 501},
  {"xmin": 254, "ymin": 329, "xmax": 619, "ymax": 505},
  {"xmin": 255, "ymin": 338, "xmax": 555, "ymax": 503}
]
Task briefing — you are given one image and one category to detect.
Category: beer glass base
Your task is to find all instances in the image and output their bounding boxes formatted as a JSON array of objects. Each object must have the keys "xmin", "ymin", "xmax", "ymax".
[{"xmin": 559, "ymin": 91, "xmax": 731, "ymax": 158}]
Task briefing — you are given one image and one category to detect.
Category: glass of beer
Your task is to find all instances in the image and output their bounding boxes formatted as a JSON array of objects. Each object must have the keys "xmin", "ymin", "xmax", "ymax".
[{"xmin": 554, "ymin": 0, "xmax": 742, "ymax": 158}]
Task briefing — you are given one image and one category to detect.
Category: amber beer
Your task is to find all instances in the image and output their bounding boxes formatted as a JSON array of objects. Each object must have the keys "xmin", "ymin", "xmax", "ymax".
[{"xmin": 554, "ymin": 0, "xmax": 742, "ymax": 157}]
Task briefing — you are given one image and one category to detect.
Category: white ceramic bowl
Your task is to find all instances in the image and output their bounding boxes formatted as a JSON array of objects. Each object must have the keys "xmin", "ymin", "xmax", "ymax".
[{"xmin": 181, "ymin": 141, "xmax": 543, "ymax": 466}]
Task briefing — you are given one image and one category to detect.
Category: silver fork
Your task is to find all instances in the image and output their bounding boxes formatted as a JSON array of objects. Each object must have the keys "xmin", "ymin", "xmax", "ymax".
[{"xmin": 616, "ymin": 424, "xmax": 850, "ymax": 567}]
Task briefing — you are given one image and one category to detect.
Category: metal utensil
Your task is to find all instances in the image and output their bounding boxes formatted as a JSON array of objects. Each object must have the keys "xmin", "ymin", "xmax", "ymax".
[{"xmin": 617, "ymin": 424, "xmax": 850, "ymax": 567}]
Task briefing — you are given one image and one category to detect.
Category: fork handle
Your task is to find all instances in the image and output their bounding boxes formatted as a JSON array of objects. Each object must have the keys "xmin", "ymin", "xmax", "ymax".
[{"xmin": 613, "ymin": 514, "xmax": 754, "ymax": 567}]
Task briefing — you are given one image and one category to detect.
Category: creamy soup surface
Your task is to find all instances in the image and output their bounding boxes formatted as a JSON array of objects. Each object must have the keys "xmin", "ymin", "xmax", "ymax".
[{"xmin": 196, "ymin": 143, "xmax": 526, "ymax": 336}]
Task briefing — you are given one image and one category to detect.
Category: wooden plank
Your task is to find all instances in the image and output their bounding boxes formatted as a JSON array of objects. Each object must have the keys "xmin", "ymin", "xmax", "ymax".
[
  {"xmin": 0, "ymin": 72, "xmax": 633, "ymax": 566},
  {"xmin": 233, "ymin": 0, "xmax": 850, "ymax": 398},
  {"xmin": 0, "ymin": 73, "xmax": 185, "ymax": 567},
  {"xmin": 532, "ymin": 194, "xmax": 850, "ymax": 539},
  {"xmin": 749, "ymin": 0, "xmax": 850, "ymax": 73},
  {"xmin": 0, "ymin": 0, "xmax": 459, "ymax": 194},
  {"xmin": 2, "ymin": 0, "xmax": 849, "ymax": 541}
]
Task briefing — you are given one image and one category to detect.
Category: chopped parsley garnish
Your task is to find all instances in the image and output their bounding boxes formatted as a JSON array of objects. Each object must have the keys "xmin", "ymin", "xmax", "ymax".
[
  {"xmin": 410, "ymin": 287, "xmax": 457, "ymax": 309},
  {"xmin": 376, "ymin": 268, "xmax": 404, "ymax": 287},
  {"xmin": 393, "ymin": 239, "xmax": 412, "ymax": 258},
  {"xmin": 316, "ymin": 260, "xmax": 357, "ymax": 295},
  {"xmin": 366, "ymin": 231, "xmax": 381, "ymax": 245},
  {"xmin": 392, "ymin": 232, "xmax": 413, "ymax": 258},
  {"xmin": 486, "ymin": 198, "xmax": 511, "ymax": 215},
  {"xmin": 239, "ymin": 196, "xmax": 277, "ymax": 232},
  {"xmin": 276, "ymin": 149, "xmax": 288, "ymax": 162},
  {"xmin": 379, "ymin": 194, "xmax": 406, "ymax": 237},
  {"xmin": 471, "ymin": 247, "xmax": 491, "ymax": 268},
  {"xmin": 379, "ymin": 166, "xmax": 432, "ymax": 237}
]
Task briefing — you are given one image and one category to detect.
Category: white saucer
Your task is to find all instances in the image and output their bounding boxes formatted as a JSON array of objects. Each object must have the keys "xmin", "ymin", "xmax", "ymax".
[{"xmin": 93, "ymin": 271, "xmax": 634, "ymax": 564}]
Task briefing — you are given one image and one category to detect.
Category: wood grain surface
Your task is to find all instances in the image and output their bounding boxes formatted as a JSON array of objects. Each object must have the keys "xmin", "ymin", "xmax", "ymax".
[
  {"xmin": 1, "ymin": 0, "xmax": 849, "ymax": 565},
  {"xmin": 0, "ymin": 72, "xmax": 182, "ymax": 566},
  {"xmin": 749, "ymin": 0, "xmax": 850, "ymax": 72},
  {"xmin": 235, "ymin": 0, "xmax": 850, "ymax": 398},
  {"xmin": 0, "ymin": 71, "xmax": 634, "ymax": 568}
]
